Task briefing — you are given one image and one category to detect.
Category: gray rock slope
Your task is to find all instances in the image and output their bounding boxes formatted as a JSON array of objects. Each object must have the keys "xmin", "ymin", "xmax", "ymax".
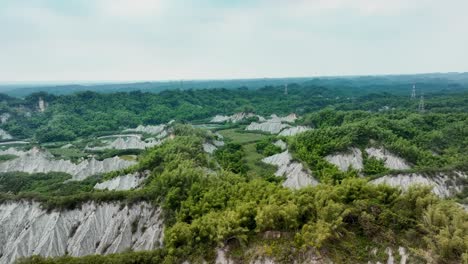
[
  {"xmin": 210, "ymin": 112, "xmax": 264, "ymax": 123},
  {"xmin": 325, "ymin": 147, "xmax": 411, "ymax": 172},
  {"xmin": 124, "ymin": 124, "xmax": 167, "ymax": 138},
  {"xmin": 278, "ymin": 126, "xmax": 311, "ymax": 136},
  {"xmin": 263, "ymin": 151, "xmax": 318, "ymax": 189},
  {"xmin": 246, "ymin": 121, "xmax": 290, "ymax": 134},
  {"xmin": 0, "ymin": 201, "xmax": 164, "ymax": 264},
  {"xmin": 87, "ymin": 136, "xmax": 162, "ymax": 151},
  {"xmin": 371, "ymin": 171, "xmax": 467, "ymax": 198},
  {"xmin": 245, "ymin": 114, "xmax": 309, "ymax": 135},
  {"xmin": 94, "ymin": 172, "xmax": 148, "ymax": 191},
  {"xmin": 366, "ymin": 147, "xmax": 410, "ymax": 170},
  {"xmin": 203, "ymin": 137, "xmax": 225, "ymax": 154},
  {"xmin": 0, "ymin": 129, "xmax": 12, "ymax": 140},
  {"xmin": 325, "ymin": 147, "xmax": 364, "ymax": 171},
  {"xmin": 0, "ymin": 148, "xmax": 136, "ymax": 180}
]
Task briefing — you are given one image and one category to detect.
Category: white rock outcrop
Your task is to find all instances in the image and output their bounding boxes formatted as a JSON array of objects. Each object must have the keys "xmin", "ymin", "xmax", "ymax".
[
  {"xmin": 368, "ymin": 246, "xmax": 409, "ymax": 264},
  {"xmin": 0, "ymin": 113, "xmax": 10, "ymax": 124},
  {"xmin": 273, "ymin": 140, "xmax": 287, "ymax": 151},
  {"xmin": 246, "ymin": 121, "xmax": 291, "ymax": 134},
  {"xmin": 94, "ymin": 172, "xmax": 148, "ymax": 191},
  {"xmin": 366, "ymin": 147, "xmax": 410, "ymax": 170},
  {"xmin": 210, "ymin": 112, "xmax": 262, "ymax": 123},
  {"xmin": 269, "ymin": 113, "xmax": 297, "ymax": 123},
  {"xmin": 0, "ymin": 148, "xmax": 28, "ymax": 156},
  {"xmin": 0, "ymin": 148, "xmax": 136, "ymax": 181},
  {"xmin": 203, "ymin": 143, "xmax": 218, "ymax": 154},
  {"xmin": 371, "ymin": 171, "xmax": 467, "ymax": 198},
  {"xmin": 325, "ymin": 148, "xmax": 363, "ymax": 171},
  {"xmin": 278, "ymin": 126, "xmax": 311, "ymax": 136},
  {"xmin": 263, "ymin": 151, "xmax": 318, "ymax": 189},
  {"xmin": 213, "ymin": 140, "xmax": 225, "ymax": 147},
  {"xmin": 124, "ymin": 125, "xmax": 167, "ymax": 138},
  {"xmin": 0, "ymin": 201, "xmax": 164, "ymax": 264},
  {"xmin": 245, "ymin": 114, "xmax": 309, "ymax": 135},
  {"xmin": 87, "ymin": 137, "xmax": 162, "ymax": 151},
  {"xmin": 0, "ymin": 129, "xmax": 12, "ymax": 140},
  {"xmin": 203, "ymin": 138, "xmax": 225, "ymax": 154}
]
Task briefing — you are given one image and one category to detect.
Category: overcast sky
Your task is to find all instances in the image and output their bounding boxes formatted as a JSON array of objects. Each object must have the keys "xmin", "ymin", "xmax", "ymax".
[{"xmin": 1, "ymin": 0, "xmax": 467, "ymax": 82}]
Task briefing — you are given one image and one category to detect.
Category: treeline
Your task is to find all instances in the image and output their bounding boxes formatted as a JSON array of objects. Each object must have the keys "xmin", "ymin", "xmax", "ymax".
[{"xmin": 0, "ymin": 85, "xmax": 467, "ymax": 142}]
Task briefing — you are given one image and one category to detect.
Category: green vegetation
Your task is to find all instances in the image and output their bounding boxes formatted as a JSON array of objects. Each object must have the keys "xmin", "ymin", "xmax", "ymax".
[
  {"xmin": 0, "ymin": 171, "xmax": 103, "ymax": 200},
  {"xmin": 256, "ymin": 137, "xmax": 282, "ymax": 157},
  {"xmin": 243, "ymin": 142, "xmax": 277, "ymax": 180},
  {"xmin": 0, "ymin": 154, "xmax": 17, "ymax": 162},
  {"xmin": 2, "ymin": 79, "xmax": 466, "ymax": 144},
  {"xmin": 291, "ymin": 109, "xmax": 468, "ymax": 180},
  {"xmin": 214, "ymin": 143, "xmax": 247, "ymax": 174},
  {"xmin": 217, "ymin": 129, "xmax": 267, "ymax": 145}
]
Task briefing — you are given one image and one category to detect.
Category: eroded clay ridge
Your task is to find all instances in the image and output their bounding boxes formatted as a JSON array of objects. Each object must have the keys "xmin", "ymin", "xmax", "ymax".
[
  {"xmin": 262, "ymin": 150, "xmax": 318, "ymax": 189},
  {"xmin": 0, "ymin": 201, "xmax": 164, "ymax": 264},
  {"xmin": 0, "ymin": 148, "xmax": 136, "ymax": 180}
]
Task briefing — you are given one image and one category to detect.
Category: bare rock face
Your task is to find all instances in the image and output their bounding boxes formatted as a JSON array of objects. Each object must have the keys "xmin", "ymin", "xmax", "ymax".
[
  {"xmin": 365, "ymin": 147, "xmax": 411, "ymax": 170},
  {"xmin": 269, "ymin": 113, "xmax": 297, "ymax": 123},
  {"xmin": 124, "ymin": 124, "xmax": 167, "ymax": 137},
  {"xmin": 273, "ymin": 140, "xmax": 287, "ymax": 150},
  {"xmin": 94, "ymin": 172, "xmax": 148, "ymax": 191},
  {"xmin": 0, "ymin": 201, "xmax": 164, "ymax": 264},
  {"xmin": 278, "ymin": 126, "xmax": 311, "ymax": 137},
  {"xmin": 263, "ymin": 151, "xmax": 318, "ymax": 189},
  {"xmin": 0, "ymin": 113, "xmax": 10, "ymax": 124},
  {"xmin": 325, "ymin": 148, "xmax": 363, "ymax": 171},
  {"xmin": 245, "ymin": 114, "xmax": 309, "ymax": 135},
  {"xmin": 371, "ymin": 171, "xmax": 467, "ymax": 198},
  {"xmin": 87, "ymin": 137, "xmax": 162, "ymax": 151},
  {"xmin": 0, "ymin": 148, "xmax": 136, "ymax": 181},
  {"xmin": 368, "ymin": 246, "xmax": 409, "ymax": 264},
  {"xmin": 203, "ymin": 135, "xmax": 225, "ymax": 154},
  {"xmin": 203, "ymin": 143, "xmax": 218, "ymax": 154},
  {"xmin": 211, "ymin": 112, "xmax": 262, "ymax": 123},
  {"xmin": 0, "ymin": 129, "xmax": 12, "ymax": 140},
  {"xmin": 246, "ymin": 121, "xmax": 291, "ymax": 134}
]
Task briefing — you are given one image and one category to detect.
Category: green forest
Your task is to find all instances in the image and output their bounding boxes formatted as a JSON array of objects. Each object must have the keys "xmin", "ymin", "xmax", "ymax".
[{"xmin": 0, "ymin": 80, "xmax": 467, "ymax": 143}]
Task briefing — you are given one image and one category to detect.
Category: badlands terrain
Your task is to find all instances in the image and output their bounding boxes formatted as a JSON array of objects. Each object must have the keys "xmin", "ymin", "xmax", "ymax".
[{"xmin": 0, "ymin": 78, "xmax": 466, "ymax": 263}]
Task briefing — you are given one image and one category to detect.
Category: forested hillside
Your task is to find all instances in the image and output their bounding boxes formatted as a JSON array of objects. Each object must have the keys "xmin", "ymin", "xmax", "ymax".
[{"xmin": 0, "ymin": 79, "xmax": 467, "ymax": 143}]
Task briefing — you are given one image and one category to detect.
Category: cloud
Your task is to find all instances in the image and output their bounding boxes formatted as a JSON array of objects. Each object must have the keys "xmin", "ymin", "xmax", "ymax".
[
  {"xmin": 0, "ymin": 0, "xmax": 467, "ymax": 82},
  {"xmin": 97, "ymin": 0, "xmax": 164, "ymax": 19}
]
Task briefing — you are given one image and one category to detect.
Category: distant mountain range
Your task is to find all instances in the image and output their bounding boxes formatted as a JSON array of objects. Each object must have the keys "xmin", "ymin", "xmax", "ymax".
[{"xmin": 1, "ymin": 72, "xmax": 468, "ymax": 97}]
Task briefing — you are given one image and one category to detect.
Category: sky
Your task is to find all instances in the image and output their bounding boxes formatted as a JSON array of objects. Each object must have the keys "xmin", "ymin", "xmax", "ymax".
[{"xmin": 0, "ymin": 0, "xmax": 467, "ymax": 82}]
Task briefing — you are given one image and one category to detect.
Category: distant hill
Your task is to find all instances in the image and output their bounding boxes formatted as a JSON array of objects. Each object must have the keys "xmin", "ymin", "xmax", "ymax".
[{"xmin": 1, "ymin": 72, "xmax": 468, "ymax": 97}]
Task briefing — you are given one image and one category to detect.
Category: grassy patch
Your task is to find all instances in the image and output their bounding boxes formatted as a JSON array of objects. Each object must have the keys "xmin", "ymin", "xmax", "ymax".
[
  {"xmin": 218, "ymin": 128, "xmax": 268, "ymax": 145},
  {"xmin": 243, "ymin": 143, "xmax": 276, "ymax": 179},
  {"xmin": 0, "ymin": 154, "xmax": 18, "ymax": 163},
  {"xmin": 48, "ymin": 148, "xmax": 87, "ymax": 161}
]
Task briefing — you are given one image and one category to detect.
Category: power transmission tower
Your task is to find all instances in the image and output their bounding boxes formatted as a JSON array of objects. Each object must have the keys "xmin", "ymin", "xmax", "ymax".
[
  {"xmin": 411, "ymin": 84, "xmax": 416, "ymax": 99},
  {"xmin": 418, "ymin": 94, "xmax": 425, "ymax": 112}
]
